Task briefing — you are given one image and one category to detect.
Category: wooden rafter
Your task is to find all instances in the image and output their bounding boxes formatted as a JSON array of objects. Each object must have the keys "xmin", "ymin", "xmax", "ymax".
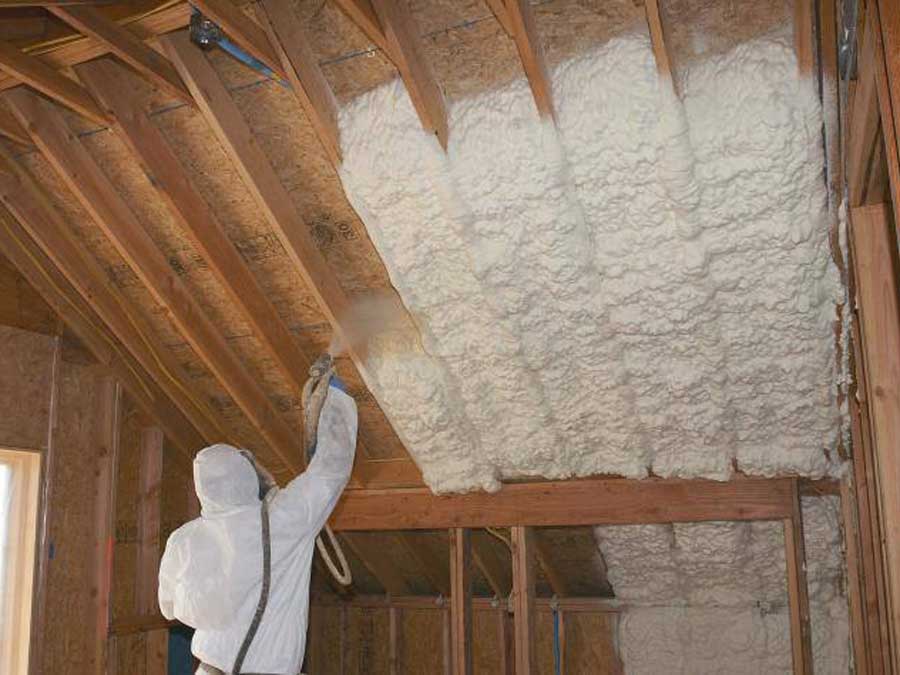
[
  {"xmin": 332, "ymin": 0, "xmax": 448, "ymax": 147},
  {"xmin": 75, "ymin": 57, "xmax": 312, "ymax": 394},
  {"xmin": 330, "ymin": 477, "xmax": 801, "ymax": 531},
  {"xmin": 511, "ymin": 526, "xmax": 537, "ymax": 674},
  {"xmin": 644, "ymin": 0, "xmax": 675, "ymax": 89},
  {"xmin": 449, "ymin": 529, "xmax": 473, "ymax": 675},
  {"xmin": 0, "ymin": 106, "xmax": 31, "ymax": 146},
  {"xmin": 162, "ymin": 30, "xmax": 358, "ymax": 362},
  {"xmin": 492, "ymin": 0, "xmax": 555, "ymax": 118},
  {"xmin": 0, "ymin": 4, "xmax": 190, "ymax": 92},
  {"xmin": 4, "ymin": 87, "xmax": 304, "ymax": 476},
  {"xmin": 783, "ymin": 479, "xmax": 813, "ymax": 675},
  {"xmin": 0, "ymin": 215, "xmax": 202, "ymax": 455},
  {"xmin": 869, "ymin": 0, "xmax": 900, "ymax": 225},
  {"xmin": 0, "ymin": 40, "xmax": 109, "ymax": 126},
  {"xmin": 256, "ymin": 0, "xmax": 342, "ymax": 166},
  {"xmin": 48, "ymin": 5, "xmax": 192, "ymax": 105},
  {"xmin": 0, "ymin": 146, "xmax": 224, "ymax": 450}
]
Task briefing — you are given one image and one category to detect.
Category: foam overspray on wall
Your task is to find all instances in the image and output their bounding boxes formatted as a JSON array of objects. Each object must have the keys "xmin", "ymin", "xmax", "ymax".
[
  {"xmin": 338, "ymin": 31, "xmax": 844, "ymax": 493},
  {"xmin": 594, "ymin": 496, "xmax": 850, "ymax": 673}
]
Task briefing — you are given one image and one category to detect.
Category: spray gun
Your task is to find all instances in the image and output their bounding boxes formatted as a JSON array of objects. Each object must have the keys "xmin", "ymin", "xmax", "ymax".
[{"xmin": 302, "ymin": 354, "xmax": 353, "ymax": 586}]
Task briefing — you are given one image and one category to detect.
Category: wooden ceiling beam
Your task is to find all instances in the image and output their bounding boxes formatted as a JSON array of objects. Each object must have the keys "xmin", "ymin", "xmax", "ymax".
[
  {"xmin": 330, "ymin": 478, "xmax": 798, "ymax": 531},
  {"xmin": 369, "ymin": 0, "xmax": 448, "ymax": 147},
  {"xmin": 75, "ymin": 57, "xmax": 312, "ymax": 395},
  {"xmin": 256, "ymin": 0, "xmax": 342, "ymax": 166},
  {"xmin": 4, "ymin": 87, "xmax": 303, "ymax": 475},
  {"xmin": 48, "ymin": 5, "xmax": 193, "ymax": 105},
  {"xmin": 190, "ymin": 0, "xmax": 283, "ymax": 78},
  {"xmin": 0, "ymin": 40, "xmax": 109, "ymax": 125},
  {"xmin": 0, "ymin": 106, "xmax": 32, "ymax": 146},
  {"xmin": 161, "ymin": 30, "xmax": 359, "ymax": 364},
  {"xmin": 0, "ymin": 151, "xmax": 220, "ymax": 450},
  {"xmin": 0, "ymin": 4, "xmax": 190, "ymax": 92},
  {"xmin": 644, "ymin": 0, "xmax": 675, "ymax": 91},
  {"xmin": 498, "ymin": 0, "xmax": 554, "ymax": 119}
]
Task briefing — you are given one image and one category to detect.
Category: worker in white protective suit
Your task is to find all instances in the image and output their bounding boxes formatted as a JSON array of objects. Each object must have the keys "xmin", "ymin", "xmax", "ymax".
[{"xmin": 158, "ymin": 378, "xmax": 357, "ymax": 675}]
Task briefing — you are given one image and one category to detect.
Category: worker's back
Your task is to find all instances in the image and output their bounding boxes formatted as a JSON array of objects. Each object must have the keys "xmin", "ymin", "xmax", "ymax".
[{"xmin": 158, "ymin": 385, "xmax": 358, "ymax": 674}]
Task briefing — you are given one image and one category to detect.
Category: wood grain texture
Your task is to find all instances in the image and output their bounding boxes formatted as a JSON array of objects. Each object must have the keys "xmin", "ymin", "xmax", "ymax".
[
  {"xmin": 370, "ymin": 0, "xmax": 449, "ymax": 147},
  {"xmin": 330, "ymin": 477, "xmax": 796, "ymax": 530},
  {"xmin": 851, "ymin": 203, "xmax": 900, "ymax": 671},
  {"xmin": 4, "ymin": 87, "xmax": 303, "ymax": 475},
  {"xmin": 793, "ymin": 0, "xmax": 814, "ymax": 75},
  {"xmin": 49, "ymin": 5, "xmax": 191, "ymax": 105},
  {"xmin": 847, "ymin": 19, "xmax": 880, "ymax": 206},
  {"xmin": 0, "ymin": 214, "xmax": 205, "ymax": 454},
  {"xmin": 0, "ymin": 142, "xmax": 225, "ymax": 448},
  {"xmin": 331, "ymin": 0, "xmax": 391, "ymax": 53},
  {"xmin": 504, "ymin": 0, "xmax": 555, "ymax": 118},
  {"xmin": 783, "ymin": 479, "xmax": 813, "ymax": 675},
  {"xmin": 511, "ymin": 526, "xmax": 536, "ymax": 675},
  {"xmin": 449, "ymin": 529, "xmax": 473, "ymax": 675},
  {"xmin": 257, "ymin": 0, "xmax": 342, "ymax": 166},
  {"xmin": 0, "ymin": 40, "xmax": 109, "ymax": 125}
]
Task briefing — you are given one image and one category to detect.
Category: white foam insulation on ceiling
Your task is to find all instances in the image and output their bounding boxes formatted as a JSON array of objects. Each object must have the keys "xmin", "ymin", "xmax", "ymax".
[
  {"xmin": 339, "ymin": 29, "xmax": 845, "ymax": 494},
  {"xmin": 594, "ymin": 496, "xmax": 850, "ymax": 674}
]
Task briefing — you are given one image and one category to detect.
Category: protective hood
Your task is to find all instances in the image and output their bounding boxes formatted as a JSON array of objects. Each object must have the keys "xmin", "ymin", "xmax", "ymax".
[{"xmin": 193, "ymin": 443, "xmax": 260, "ymax": 518}]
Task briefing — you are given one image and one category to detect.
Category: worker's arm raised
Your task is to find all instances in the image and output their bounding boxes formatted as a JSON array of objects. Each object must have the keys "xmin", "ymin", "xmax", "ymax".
[{"xmin": 275, "ymin": 381, "xmax": 358, "ymax": 532}]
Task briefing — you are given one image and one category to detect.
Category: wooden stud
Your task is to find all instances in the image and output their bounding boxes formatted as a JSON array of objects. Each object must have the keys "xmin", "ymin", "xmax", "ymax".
[
  {"xmin": 449, "ymin": 529, "xmax": 473, "ymax": 675},
  {"xmin": 818, "ymin": 0, "xmax": 840, "ymax": 212},
  {"xmin": 840, "ymin": 476, "xmax": 871, "ymax": 675},
  {"xmin": 256, "ymin": 0, "xmax": 342, "ymax": 166},
  {"xmin": 49, "ymin": 5, "xmax": 192, "ymax": 105},
  {"xmin": 0, "ymin": 147, "xmax": 223, "ymax": 449},
  {"xmin": 76, "ymin": 58, "xmax": 313, "ymax": 391},
  {"xmin": 501, "ymin": 0, "xmax": 555, "ymax": 118},
  {"xmin": 498, "ymin": 606, "xmax": 514, "ymax": 675},
  {"xmin": 5, "ymin": 87, "xmax": 304, "ymax": 475},
  {"xmin": 794, "ymin": 0, "xmax": 814, "ymax": 76},
  {"xmin": 190, "ymin": 0, "xmax": 282, "ymax": 77},
  {"xmin": 92, "ymin": 377, "xmax": 121, "ymax": 675},
  {"xmin": 161, "ymin": 31, "xmax": 358, "ymax": 363},
  {"xmin": 138, "ymin": 426, "xmax": 166, "ymax": 675},
  {"xmin": 783, "ymin": 479, "xmax": 813, "ymax": 675},
  {"xmin": 330, "ymin": 477, "xmax": 799, "ymax": 531},
  {"xmin": 389, "ymin": 606, "xmax": 400, "ymax": 674},
  {"xmin": 0, "ymin": 41, "xmax": 109, "ymax": 125},
  {"xmin": 511, "ymin": 526, "xmax": 536, "ymax": 675},
  {"xmin": 369, "ymin": 0, "xmax": 449, "ymax": 147},
  {"xmin": 0, "ymin": 4, "xmax": 191, "ymax": 92},
  {"xmin": 137, "ymin": 427, "xmax": 164, "ymax": 614},
  {"xmin": 851, "ymin": 203, "xmax": 900, "ymax": 669}
]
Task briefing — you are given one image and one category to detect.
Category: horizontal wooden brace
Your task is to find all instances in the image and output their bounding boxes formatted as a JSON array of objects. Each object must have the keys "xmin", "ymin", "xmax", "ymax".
[
  {"xmin": 311, "ymin": 594, "xmax": 620, "ymax": 614},
  {"xmin": 329, "ymin": 477, "xmax": 801, "ymax": 531}
]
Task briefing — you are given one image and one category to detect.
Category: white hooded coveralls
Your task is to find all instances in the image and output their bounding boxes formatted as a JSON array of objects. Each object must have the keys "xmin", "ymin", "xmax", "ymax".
[{"xmin": 158, "ymin": 384, "xmax": 357, "ymax": 674}]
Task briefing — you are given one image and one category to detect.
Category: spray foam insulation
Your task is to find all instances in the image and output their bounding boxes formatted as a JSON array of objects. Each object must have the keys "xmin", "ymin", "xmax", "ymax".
[{"xmin": 339, "ymin": 30, "xmax": 844, "ymax": 493}]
